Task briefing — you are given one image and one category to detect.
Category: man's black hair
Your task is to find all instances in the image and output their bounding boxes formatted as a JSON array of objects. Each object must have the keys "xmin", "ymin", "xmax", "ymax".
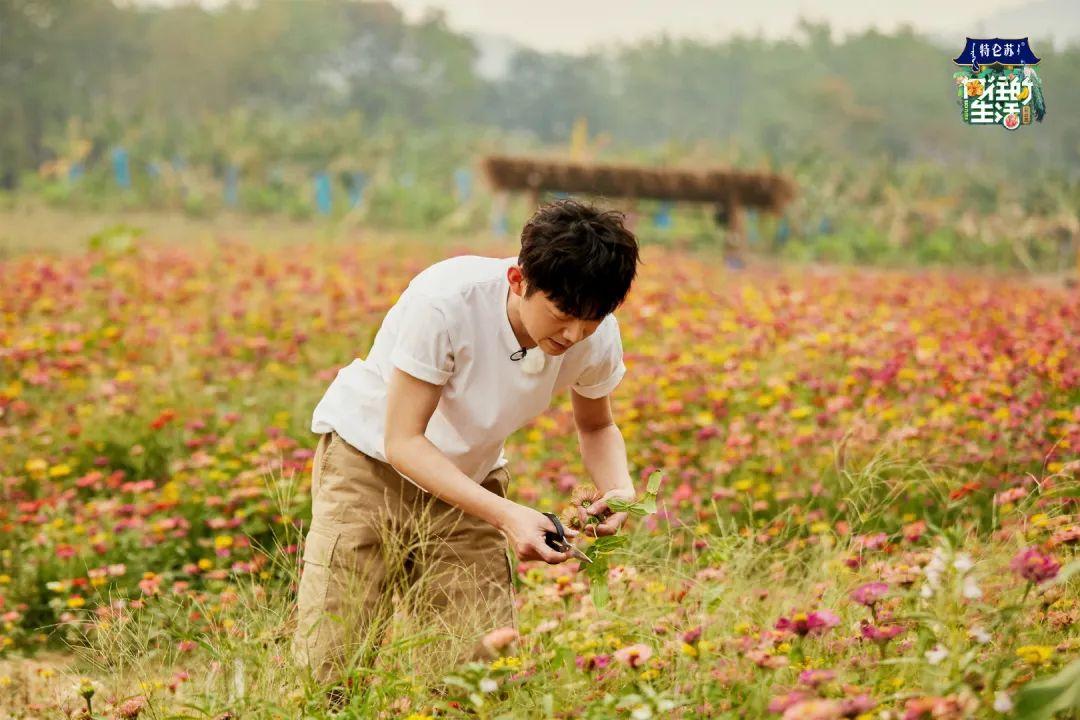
[{"xmin": 518, "ymin": 199, "xmax": 640, "ymax": 321}]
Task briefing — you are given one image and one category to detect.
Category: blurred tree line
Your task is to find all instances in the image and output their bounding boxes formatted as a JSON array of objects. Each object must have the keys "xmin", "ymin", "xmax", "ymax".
[{"xmin": 3, "ymin": 0, "xmax": 1080, "ymax": 190}]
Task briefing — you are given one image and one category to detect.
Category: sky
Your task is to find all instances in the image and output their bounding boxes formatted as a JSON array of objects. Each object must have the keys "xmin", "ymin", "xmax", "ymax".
[{"xmin": 388, "ymin": 0, "xmax": 1030, "ymax": 54}]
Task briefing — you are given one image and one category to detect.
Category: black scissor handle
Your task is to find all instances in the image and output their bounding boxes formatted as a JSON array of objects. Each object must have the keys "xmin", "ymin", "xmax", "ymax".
[{"xmin": 542, "ymin": 511, "xmax": 567, "ymax": 551}]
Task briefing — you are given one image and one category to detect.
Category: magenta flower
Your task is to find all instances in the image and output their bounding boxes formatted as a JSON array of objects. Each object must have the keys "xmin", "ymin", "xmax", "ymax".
[
  {"xmin": 767, "ymin": 690, "xmax": 812, "ymax": 713},
  {"xmin": 849, "ymin": 582, "xmax": 889, "ymax": 607},
  {"xmin": 1010, "ymin": 547, "xmax": 1060, "ymax": 585},
  {"xmin": 682, "ymin": 626, "xmax": 703, "ymax": 645},
  {"xmin": 839, "ymin": 695, "xmax": 876, "ymax": 717},
  {"xmin": 798, "ymin": 668, "xmax": 837, "ymax": 688},
  {"xmin": 775, "ymin": 610, "xmax": 841, "ymax": 637},
  {"xmin": 860, "ymin": 621, "xmax": 904, "ymax": 643}
]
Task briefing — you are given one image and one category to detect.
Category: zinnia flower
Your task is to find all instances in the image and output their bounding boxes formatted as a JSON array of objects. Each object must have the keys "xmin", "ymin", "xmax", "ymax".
[
  {"xmin": 775, "ymin": 610, "xmax": 841, "ymax": 636},
  {"xmin": 1010, "ymin": 547, "xmax": 1060, "ymax": 585},
  {"xmin": 849, "ymin": 582, "xmax": 888, "ymax": 607},
  {"xmin": 613, "ymin": 643, "xmax": 653, "ymax": 668}
]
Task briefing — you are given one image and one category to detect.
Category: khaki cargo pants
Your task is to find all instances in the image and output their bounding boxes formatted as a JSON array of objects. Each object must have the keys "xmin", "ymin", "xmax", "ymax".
[{"xmin": 292, "ymin": 431, "xmax": 518, "ymax": 685}]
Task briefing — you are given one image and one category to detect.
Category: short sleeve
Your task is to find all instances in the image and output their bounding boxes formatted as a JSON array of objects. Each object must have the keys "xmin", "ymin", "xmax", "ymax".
[
  {"xmin": 572, "ymin": 315, "xmax": 626, "ymax": 399},
  {"xmin": 389, "ymin": 294, "xmax": 455, "ymax": 385}
]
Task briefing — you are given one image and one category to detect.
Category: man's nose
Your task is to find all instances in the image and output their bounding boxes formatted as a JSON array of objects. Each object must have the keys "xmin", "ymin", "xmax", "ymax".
[{"xmin": 563, "ymin": 320, "xmax": 585, "ymax": 344}]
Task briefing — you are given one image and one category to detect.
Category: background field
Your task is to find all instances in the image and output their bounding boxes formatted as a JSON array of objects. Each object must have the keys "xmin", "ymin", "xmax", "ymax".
[{"xmin": 2, "ymin": 1, "xmax": 1079, "ymax": 718}]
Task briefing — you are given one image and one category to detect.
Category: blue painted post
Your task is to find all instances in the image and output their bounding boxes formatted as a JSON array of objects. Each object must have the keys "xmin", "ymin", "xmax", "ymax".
[
  {"xmin": 746, "ymin": 209, "xmax": 759, "ymax": 244},
  {"xmin": 453, "ymin": 167, "xmax": 473, "ymax": 203},
  {"xmin": 348, "ymin": 171, "xmax": 367, "ymax": 208},
  {"xmin": 491, "ymin": 193, "xmax": 509, "ymax": 237},
  {"xmin": 314, "ymin": 171, "xmax": 332, "ymax": 215},
  {"xmin": 775, "ymin": 217, "xmax": 791, "ymax": 247},
  {"xmin": 68, "ymin": 162, "xmax": 84, "ymax": 184},
  {"xmin": 652, "ymin": 201, "xmax": 673, "ymax": 229},
  {"xmin": 818, "ymin": 215, "xmax": 832, "ymax": 235},
  {"xmin": 224, "ymin": 165, "xmax": 239, "ymax": 207},
  {"xmin": 111, "ymin": 147, "xmax": 131, "ymax": 190}
]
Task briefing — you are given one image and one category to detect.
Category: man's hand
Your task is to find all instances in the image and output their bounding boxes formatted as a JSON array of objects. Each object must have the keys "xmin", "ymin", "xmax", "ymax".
[
  {"xmin": 497, "ymin": 503, "xmax": 578, "ymax": 564},
  {"xmin": 578, "ymin": 487, "xmax": 635, "ymax": 537}
]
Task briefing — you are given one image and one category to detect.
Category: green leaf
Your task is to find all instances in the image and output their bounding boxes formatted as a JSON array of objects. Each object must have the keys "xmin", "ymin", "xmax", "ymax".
[
  {"xmin": 1049, "ymin": 559, "xmax": 1080, "ymax": 587},
  {"xmin": 640, "ymin": 495, "xmax": 656, "ymax": 514},
  {"xmin": 646, "ymin": 471, "xmax": 663, "ymax": 494},
  {"xmin": 1013, "ymin": 659, "xmax": 1080, "ymax": 720}
]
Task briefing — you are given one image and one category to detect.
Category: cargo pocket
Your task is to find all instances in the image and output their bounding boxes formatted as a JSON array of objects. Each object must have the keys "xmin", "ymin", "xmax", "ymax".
[{"xmin": 294, "ymin": 527, "xmax": 340, "ymax": 660}]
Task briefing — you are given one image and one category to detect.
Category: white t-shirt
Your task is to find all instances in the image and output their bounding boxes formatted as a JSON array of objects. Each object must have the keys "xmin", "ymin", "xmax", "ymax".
[{"xmin": 310, "ymin": 254, "xmax": 626, "ymax": 485}]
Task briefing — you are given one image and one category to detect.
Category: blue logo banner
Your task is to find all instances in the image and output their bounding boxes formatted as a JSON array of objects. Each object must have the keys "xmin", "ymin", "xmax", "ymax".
[{"xmin": 953, "ymin": 38, "xmax": 1040, "ymax": 71}]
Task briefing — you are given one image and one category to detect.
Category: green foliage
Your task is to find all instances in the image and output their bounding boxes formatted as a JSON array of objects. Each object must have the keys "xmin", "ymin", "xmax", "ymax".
[{"xmin": 1014, "ymin": 659, "xmax": 1080, "ymax": 720}]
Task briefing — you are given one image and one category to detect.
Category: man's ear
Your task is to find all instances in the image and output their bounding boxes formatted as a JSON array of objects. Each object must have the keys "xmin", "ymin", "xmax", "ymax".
[{"xmin": 507, "ymin": 266, "xmax": 527, "ymax": 296}]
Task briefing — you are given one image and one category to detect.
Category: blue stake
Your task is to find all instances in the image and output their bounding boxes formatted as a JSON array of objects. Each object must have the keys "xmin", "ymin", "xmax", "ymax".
[
  {"xmin": 453, "ymin": 167, "xmax": 473, "ymax": 203},
  {"xmin": 653, "ymin": 201, "xmax": 673, "ymax": 229},
  {"xmin": 348, "ymin": 171, "xmax": 368, "ymax": 208},
  {"xmin": 314, "ymin": 171, "xmax": 332, "ymax": 215},
  {"xmin": 224, "ymin": 165, "xmax": 239, "ymax": 207},
  {"xmin": 112, "ymin": 147, "xmax": 131, "ymax": 190}
]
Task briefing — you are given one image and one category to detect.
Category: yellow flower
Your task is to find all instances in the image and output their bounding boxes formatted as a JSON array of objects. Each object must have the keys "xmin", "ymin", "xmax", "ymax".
[
  {"xmin": 214, "ymin": 535, "xmax": 233, "ymax": 550},
  {"xmin": 680, "ymin": 642, "xmax": 698, "ymax": 658},
  {"xmin": 490, "ymin": 655, "xmax": 521, "ymax": 671},
  {"xmin": 25, "ymin": 458, "xmax": 47, "ymax": 474},
  {"xmin": 1016, "ymin": 645, "xmax": 1054, "ymax": 666},
  {"xmin": 48, "ymin": 464, "xmax": 72, "ymax": 478},
  {"xmin": 197, "ymin": 558, "xmax": 214, "ymax": 571},
  {"xmin": 67, "ymin": 595, "xmax": 86, "ymax": 608}
]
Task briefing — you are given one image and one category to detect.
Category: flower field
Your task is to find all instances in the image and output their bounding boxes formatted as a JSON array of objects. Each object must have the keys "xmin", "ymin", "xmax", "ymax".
[{"xmin": 1, "ymin": 230, "xmax": 1077, "ymax": 719}]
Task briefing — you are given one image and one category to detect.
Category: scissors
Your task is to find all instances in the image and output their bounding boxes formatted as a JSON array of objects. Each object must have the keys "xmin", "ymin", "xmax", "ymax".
[{"xmin": 542, "ymin": 512, "xmax": 592, "ymax": 563}]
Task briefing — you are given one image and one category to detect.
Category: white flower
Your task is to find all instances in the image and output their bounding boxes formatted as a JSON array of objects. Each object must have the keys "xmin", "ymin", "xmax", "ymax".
[
  {"xmin": 953, "ymin": 553, "xmax": 974, "ymax": 573},
  {"xmin": 925, "ymin": 645, "xmax": 949, "ymax": 665},
  {"xmin": 993, "ymin": 691, "xmax": 1013, "ymax": 713},
  {"xmin": 519, "ymin": 348, "xmax": 547, "ymax": 374},
  {"xmin": 479, "ymin": 677, "xmax": 499, "ymax": 693},
  {"xmin": 970, "ymin": 626, "xmax": 991, "ymax": 644},
  {"xmin": 920, "ymin": 583, "xmax": 934, "ymax": 598},
  {"xmin": 962, "ymin": 575, "xmax": 983, "ymax": 599},
  {"xmin": 631, "ymin": 706, "xmax": 653, "ymax": 720}
]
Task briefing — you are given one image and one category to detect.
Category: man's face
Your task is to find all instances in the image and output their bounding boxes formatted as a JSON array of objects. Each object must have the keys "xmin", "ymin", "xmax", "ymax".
[{"xmin": 509, "ymin": 267, "xmax": 602, "ymax": 355}]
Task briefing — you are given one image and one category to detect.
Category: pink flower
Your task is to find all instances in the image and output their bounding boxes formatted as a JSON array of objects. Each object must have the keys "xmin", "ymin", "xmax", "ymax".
[
  {"xmin": 576, "ymin": 653, "xmax": 612, "ymax": 671},
  {"xmin": 480, "ymin": 626, "xmax": 519, "ymax": 656},
  {"xmin": 682, "ymin": 626, "xmax": 703, "ymax": 645},
  {"xmin": 117, "ymin": 696, "xmax": 147, "ymax": 719},
  {"xmin": 613, "ymin": 643, "xmax": 653, "ymax": 668},
  {"xmin": 839, "ymin": 695, "xmax": 876, "ymax": 717},
  {"xmin": 860, "ymin": 622, "xmax": 904, "ymax": 643},
  {"xmin": 849, "ymin": 582, "xmax": 889, "ymax": 607},
  {"xmin": 775, "ymin": 610, "xmax": 841, "ymax": 637},
  {"xmin": 768, "ymin": 690, "xmax": 812, "ymax": 713},
  {"xmin": 798, "ymin": 668, "xmax": 836, "ymax": 688},
  {"xmin": 1010, "ymin": 547, "xmax": 1060, "ymax": 584},
  {"xmin": 781, "ymin": 698, "xmax": 845, "ymax": 719}
]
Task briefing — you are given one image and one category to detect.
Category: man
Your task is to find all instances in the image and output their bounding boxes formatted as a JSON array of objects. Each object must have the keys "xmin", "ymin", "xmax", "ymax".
[{"xmin": 294, "ymin": 198, "xmax": 641, "ymax": 694}]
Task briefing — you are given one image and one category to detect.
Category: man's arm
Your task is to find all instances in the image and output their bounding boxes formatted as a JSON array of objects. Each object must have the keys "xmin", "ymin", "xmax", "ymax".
[
  {"xmin": 571, "ymin": 388, "xmax": 636, "ymax": 536},
  {"xmin": 384, "ymin": 367, "xmax": 573, "ymax": 563}
]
